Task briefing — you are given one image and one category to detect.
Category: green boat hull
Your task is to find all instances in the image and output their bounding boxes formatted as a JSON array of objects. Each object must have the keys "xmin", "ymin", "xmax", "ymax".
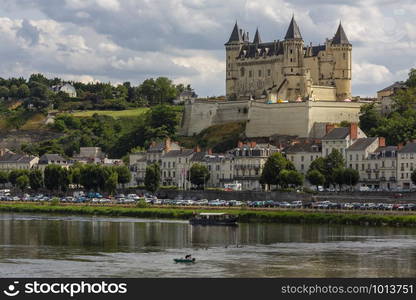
[{"xmin": 174, "ymin": 259, "xmax": 196, "ymax": 263}]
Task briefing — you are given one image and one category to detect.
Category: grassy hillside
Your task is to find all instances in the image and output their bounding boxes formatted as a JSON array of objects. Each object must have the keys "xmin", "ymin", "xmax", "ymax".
[
  {"xmin": 70, "ymin": 108, "xmax": 150, "ymax": 119},
  {"xmin": 178, "ymin": 122, "xmax": 246, "ymax": 153}
]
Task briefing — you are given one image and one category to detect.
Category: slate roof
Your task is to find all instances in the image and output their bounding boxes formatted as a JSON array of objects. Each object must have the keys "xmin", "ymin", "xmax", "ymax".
[
  {"xmin": 0, "ymin": 153, "xmax": 37, "ymax": 164},
  {"xmin": 322, "ymin": 128, "xmax": 350, "ymax": 140},
  {"xmin": 399, "ymin": 143, "xmax": 416, "ymax": 154},
  {"xmin": 285, "ymin": 16, "xmax": 303, "ymax": 40},
  {"xmin": 238, "ymin": 41, "xmax": 285, "ymax": 59},
  {"xmin": 39, "ymin": 154, "xmax": 66, "ymax": 164},
  {"xmin": 253, "ymin": 28, "xmax": 262, "ymax": 44},
  {"xmin": 284, "ymin": 143, "xmax": 322, "ymax": 153},
  {"xmin": 226, "ymin": 22, "xmax": 243, "ymax": 44},
  {"xmin": 310, "ymin": 45, "xmax": 326, "ymax": 57},
  {"xmin": 347, "ymin": 138, "xmax": 378, "ymax": 151},
  {"xmin": 162, "ymin": 149, "xmax": 194, "ymax": 158},
  {"xmin": 377, "ymin": 81, "xmax": 407, "ymax": 93},
  {"xmin": 332, "ymin": 23, "xmax": 350, "ymax": 45}
]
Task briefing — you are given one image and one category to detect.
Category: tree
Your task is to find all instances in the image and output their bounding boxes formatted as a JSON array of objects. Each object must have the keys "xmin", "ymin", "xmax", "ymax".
[
  {"xmin": 0, "ymin": 171, "xmax": 8, "ymax": 187},
  {"xmin": 280, "ymin": 170, "xmax": 304, "ymax": 188},
  {"xmin": 412, "ymin": 170, "xmax": 416, "ymax": 187},
  {"xmin": 9, "ymin": 170, "xmax": 28, "ymax": 187},
  {"xmin": 114, "ymin": 165, "xmax": 132, "ymax": 188},
  {"xmin": 333, "ymin": 168, "xmax": 345, "ymax": 190},
  {"xmin": 146, "ymin": 105, "xmax": 179, "ymax": 136},
  {"xmin": 17, "ymin": 84, "xmax": 30, "ymax": 99},
  {"xmin": 0, "ymin": 86, "xmax": 9, "ymax": 98},
  {"xmin": 309, "ymin": 157, "xmax": 326, "ymax": 175},
  {"xmin": 105, "ymin": 171, "xmax": 118, "ymax": 195},
  {"xmin": 324, "ymin": 149, "xmax": 345, "ymax": 187},
  {"xmin": 260, "ymin": 153, "xmax": 295, "ymax": 187},
  {"xmin": 306, "ymin": 170, "xmax": 325, "ymax": 191},
  {"xmin": 16, "ymin": 175, "xmax": 29, "ymax": 191},
  {"xmin": 9, "ymin": 85, "xmax": 18, "ymax": 98},
  {"xmin": 189, "ymin": 163, "xmax": 210, "ymax": 190},
  {"xmin": 44, "ymin": 164, "xmax": 69, "ymax": 192},
  {"xmin": 145, "ymin": 163, "xmax": 160, "ymax": 193},
  {"xmin": 359, "ymin": 103, "xmax": 381, "ymax": 134},
  {"xmin": 343, "ymin": 168, "xmax": 360, "ymax": 189},
  {"xmin": 29, "ymin": 170, "xmax": 43, "ymax": 191}
]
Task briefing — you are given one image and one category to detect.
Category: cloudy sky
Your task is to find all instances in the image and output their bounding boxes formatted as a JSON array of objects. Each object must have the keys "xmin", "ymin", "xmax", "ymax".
[{"xmin": 0, "ymin": 0, "xmax": 415, "ymax": 97}]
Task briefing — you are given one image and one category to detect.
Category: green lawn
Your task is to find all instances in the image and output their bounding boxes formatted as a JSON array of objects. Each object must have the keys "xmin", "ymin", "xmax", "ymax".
[{"xmin": 70, "ymin": 108, "xmax": 150, "ymax": 118}]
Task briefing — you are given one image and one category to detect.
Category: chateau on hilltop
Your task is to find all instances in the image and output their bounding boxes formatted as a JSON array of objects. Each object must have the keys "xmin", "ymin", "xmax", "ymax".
[
  {"xmin": 180, "ymin": 17, "xmax": 362, "ymax": 139},
  {"xmin": 226, "ymin": 17, "xmax": 352, "ymax": 102}
]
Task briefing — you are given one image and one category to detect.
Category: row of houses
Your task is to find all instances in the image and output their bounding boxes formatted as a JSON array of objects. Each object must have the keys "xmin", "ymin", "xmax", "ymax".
[
  {"xmin": 130, "ymin": 124, "xmax": 416, "ymax": 191},
  {"xmin": 129, "ymin": 139, "xmax": 279, "ymax": 191},
  {"xmin": 286, "ymin": 124, "xmax": 416, "ymax": 190},
  {"xmin": 0, "ymin": 147, "xmax": 123, "ymax": 173}
]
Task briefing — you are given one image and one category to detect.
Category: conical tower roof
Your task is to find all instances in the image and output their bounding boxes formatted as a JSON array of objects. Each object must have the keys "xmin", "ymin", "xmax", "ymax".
[
  {"xmin": 284, "ymin": 16, "xmax": 302, "ymax": 40},
  {"xmin": 253, "ymin": 28, "xmax": 262, "ymax": 44},
  {"xmin": 226, "ymin": 22, "xmax": 243, "ymax": 44},
  {"xmin": 332, "ymin": 22, "xmax": 350, "ymax": 45}
]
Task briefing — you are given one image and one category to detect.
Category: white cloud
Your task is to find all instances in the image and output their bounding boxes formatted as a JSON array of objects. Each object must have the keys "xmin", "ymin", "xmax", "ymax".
[{"xmin": 1, "ymin": 0, "xmax": 416, "ymax": 97}]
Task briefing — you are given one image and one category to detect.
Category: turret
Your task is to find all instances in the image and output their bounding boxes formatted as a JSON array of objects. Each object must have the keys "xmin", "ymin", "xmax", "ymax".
[
  {"xmin": 331, "ymin": 22, "xmax": 352, "ymax": 100},
  {"xmin": 282, "ymin": 16, "xmax": 306, "ymax": 100},
  {"xmin": 253, "ymin": 28, "xmax": 262, "ymax": 44},
  {"xmin": 225, "ymin": 22, "xmax": 244, "ymax": 100}
]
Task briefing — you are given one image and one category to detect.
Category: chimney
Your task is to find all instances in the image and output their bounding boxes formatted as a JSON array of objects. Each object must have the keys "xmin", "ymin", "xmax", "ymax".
[
  {"xmin": 208, "ymin": 148, "xmax": 213, "ymax": 155},
  {"xmin": 164, "ymin": 138, "xmax": 171, "ymax": 152},
  {"xmin": 326, "ymin": 124, "xmax": 336, "ymax": 134},
  {"xmin": 238, "ymin": 141, "xmax": 244, "ymax": 148},
  {"xmin": 349, "ymin": 123, "xmax": 358, "ymax": 141},
  {"xmin": 251, "ymin": 141, "xmax": 257, "ymax": 148},
  {"xmin": 194, "ymin": 145, "xmax": 201, "ymax": 153},
  {"xmin": 378, "ymin": 137, "xmax": 386, "ymax": 148},
  {"xmin": 398, "ymin": 143, "xmax": 404, "ymax": 150}
]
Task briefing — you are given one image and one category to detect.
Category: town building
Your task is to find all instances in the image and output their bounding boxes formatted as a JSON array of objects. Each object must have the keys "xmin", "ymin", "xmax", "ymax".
[
  {"xmin": 51, "ymin": 83, "xmax": 77, "ymax": 98},
  {"xmin": 285, "ymin": 142, "xmax": 322, "ymax": 174},
  {"xmin": 397, "ymin": 143, "xmax": 416, "ymax": 190},
  {"xmin": 38, "ymin": 154, "xmax": 69, "ymax": 170},
  {"xmin": 173, "ymin": 90, "xmax": 198, "ymax": 105},
  {"xmin": 191, "ymin": 152, "xmax": 235, "ymax": 188},
  {"xmin": 0, "ymin": 150, "xmax": 39, "ymax": 171},
  {"xmin": 377, "ymin": 81, "xmax": 407, "ymax": 115},
  {"xmin": 321, "ymin": 124, "xmax": 366, "ymax": 158},
  {"xmin": 160, "ymin": 149, "xmax": 194, "ymax": 189},
  {"xmin": 229, "ymin": 142, "xmax": 279, "ymax": 191}
]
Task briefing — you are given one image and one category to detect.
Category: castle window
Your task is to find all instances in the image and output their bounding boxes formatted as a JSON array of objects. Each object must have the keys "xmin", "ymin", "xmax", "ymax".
[
  {"xmin": 290, "ymin": 58, "xmax": 293, "ymax": 62},
  {"xmin": 267, "ymin": 69, "xmax": 271, "ymax": 76},
  {"xmin": 291, "ymin": 68, "xmax": 293, "ymax": 72},
  {"xmin": 343, "ymin": 53, "xmax": 346, "ymax": 60},
  {"xmin": 249, "ymin": 70, "xmax": 252, "ymax": 77},
  {"xmin": 240, "ymin": 67, "xmax": 245, "ymax": 77},
  {"xmin": 290, "ymin": 49, "xmax": 293, "ymax": 54},
  {"xmin": 258, "ymin": 70, "xmax": 262, "ymax": 77}
]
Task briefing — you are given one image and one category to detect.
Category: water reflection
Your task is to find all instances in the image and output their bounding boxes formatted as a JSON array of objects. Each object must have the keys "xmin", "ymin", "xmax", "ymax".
[{"xmin": 0, "ymin": 213, "xmax": 416, "ymax": 277}]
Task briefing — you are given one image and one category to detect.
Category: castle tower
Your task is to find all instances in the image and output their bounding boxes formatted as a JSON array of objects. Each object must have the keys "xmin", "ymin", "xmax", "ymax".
[
  {"xmin": 282, "ymin": 16, "xmax": 306, "ymax": 100},
  {"xmin": 253, "ymin": 28, "xmax": 262, "ymax": 44},
  {"xmin": 331, "ymin": 22, "xmax": 352, "ymax": 101},
  {"xmin": 225, "ymin": 22, "xmax": 244, "ymax": 100}
]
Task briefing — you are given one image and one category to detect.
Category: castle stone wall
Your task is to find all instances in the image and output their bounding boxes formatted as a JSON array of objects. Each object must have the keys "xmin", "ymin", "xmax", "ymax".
[
  {"xmin": 245, "ymin": 102, "xmax": 310, "ymax": 138},
  {"xmin": 180, "ymin": 100, "xmax": 362, "ymax": 139}
]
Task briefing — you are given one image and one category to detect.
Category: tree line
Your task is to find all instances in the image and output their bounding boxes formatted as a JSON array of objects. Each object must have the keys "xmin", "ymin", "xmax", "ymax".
[
  {"xmin": 0, "ymin": 73, "xmax": 193, "ymax": 112},
  {"xmin": 0, "ymin": 164, "xmax": 131, "ymax": 194}
]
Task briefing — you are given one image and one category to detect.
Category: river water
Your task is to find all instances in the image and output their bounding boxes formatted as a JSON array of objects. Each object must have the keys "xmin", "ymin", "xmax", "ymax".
[{"xmin": 0, "ymin": 213, "xmax": 416, "ymax": 278}]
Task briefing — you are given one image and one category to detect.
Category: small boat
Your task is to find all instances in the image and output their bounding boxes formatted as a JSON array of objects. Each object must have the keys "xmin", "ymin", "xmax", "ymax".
[
  {"xmin": 189, "ymin": 213, "xmax": 238, "ymax": 226},
  {"xmin": 174, "ymin": 258, "xmax": 196, "ymax": 263}
]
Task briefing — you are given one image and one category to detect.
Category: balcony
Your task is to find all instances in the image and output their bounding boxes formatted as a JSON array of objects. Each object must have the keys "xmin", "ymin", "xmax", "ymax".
[{"xmin": 390, "ymin": 177, "xmax": 397, "ymax": 182}]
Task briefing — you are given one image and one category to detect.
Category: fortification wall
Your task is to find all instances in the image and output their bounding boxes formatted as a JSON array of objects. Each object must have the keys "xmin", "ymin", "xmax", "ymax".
[
  {"xmin": 180, "ymin": 100, "xmax": 362, "ymax": 138},
  {"xmin": 179, "ymin": 100, "xmax": 248, "ymax": 136},
  {"xmin": 311, "ymin": 85, "xmax": 337, "ymax": 101},
  {"xmin": 307, "ymin": 101, "xmax": 361, "ymax": 137},
  {"xmin": 245, "ymin": 102, "xmax": 310, "ymax": 138}
]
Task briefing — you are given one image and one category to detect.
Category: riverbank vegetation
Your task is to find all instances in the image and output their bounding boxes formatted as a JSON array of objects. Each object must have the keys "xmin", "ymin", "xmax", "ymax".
[{"xmin": 2, "ymin": 204, "xmax": 416, "ymax": 227}]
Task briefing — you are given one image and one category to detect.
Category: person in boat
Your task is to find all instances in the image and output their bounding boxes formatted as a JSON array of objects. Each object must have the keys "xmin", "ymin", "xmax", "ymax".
[{"xmin": 185, "ymin": 254, "xmax": 192, "ymax": 260}]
